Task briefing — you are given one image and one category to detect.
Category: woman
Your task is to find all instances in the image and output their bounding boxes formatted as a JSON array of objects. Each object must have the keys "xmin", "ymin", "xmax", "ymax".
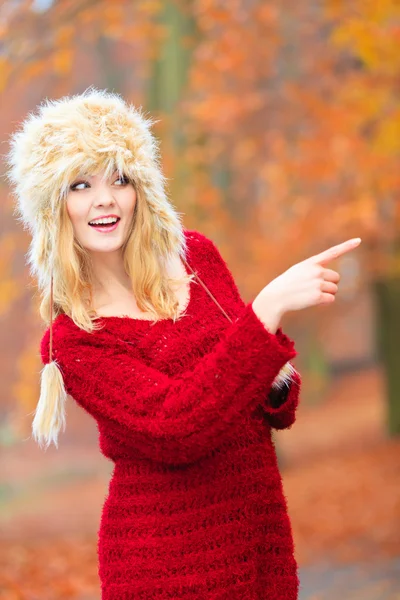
[{"xmin": 6, "ymin": 87, "xmax": 361, "ymax": 599}]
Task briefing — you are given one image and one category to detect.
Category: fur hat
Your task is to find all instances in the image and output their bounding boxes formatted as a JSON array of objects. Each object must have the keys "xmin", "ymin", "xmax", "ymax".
[{"xmin": 5, "ymin": 86, "xmax": 296, "ymax": 450}]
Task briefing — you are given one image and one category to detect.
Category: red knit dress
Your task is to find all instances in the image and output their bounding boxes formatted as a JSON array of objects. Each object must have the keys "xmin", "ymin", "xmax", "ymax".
[{"xmin": 40, "ymin": 228, "xmax": 301, "ymax": 600}]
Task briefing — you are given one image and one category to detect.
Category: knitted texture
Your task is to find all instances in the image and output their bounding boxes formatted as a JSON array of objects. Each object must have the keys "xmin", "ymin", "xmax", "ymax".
[{"xmin": 40, "ymin": 229, "xmax": 302, "ymax": 599}]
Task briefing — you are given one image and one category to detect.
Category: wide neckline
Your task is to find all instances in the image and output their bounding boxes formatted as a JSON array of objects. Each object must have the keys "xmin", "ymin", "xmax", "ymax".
[
  {"xmin": 96, "ymin": 277, "xmax": 195, "ymax": 327},
  {"xmin": 94, "ymin": 236, "xmax": 197, "ymax": 327}
]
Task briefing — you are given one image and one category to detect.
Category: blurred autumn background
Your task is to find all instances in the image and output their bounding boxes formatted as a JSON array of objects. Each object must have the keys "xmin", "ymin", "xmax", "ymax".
[{"xmin": 0, "ymin": 0, "xmax": 399, "ymax": 598}]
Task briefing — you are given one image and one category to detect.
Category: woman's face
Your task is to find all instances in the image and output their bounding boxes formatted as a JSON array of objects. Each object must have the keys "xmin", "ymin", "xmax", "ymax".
[{"xmin": 66, "ymin": 170, "xmax": 137, "ymax": 254}]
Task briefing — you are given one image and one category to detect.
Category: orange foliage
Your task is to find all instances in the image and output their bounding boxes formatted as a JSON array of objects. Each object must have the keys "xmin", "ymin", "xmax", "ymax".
[{"xmin": 2, "ymin": 0, "xmax": 399, "ymax": 276}]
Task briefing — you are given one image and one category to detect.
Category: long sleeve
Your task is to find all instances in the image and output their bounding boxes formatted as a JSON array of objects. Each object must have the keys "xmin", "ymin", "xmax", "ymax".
[
  {"xmin": 41, "ymin": 301, "xmax": 297, "ymax": 466},
  {"xmin": 198, "ymin": 232, "xmax": 302, "ymax": 431}
]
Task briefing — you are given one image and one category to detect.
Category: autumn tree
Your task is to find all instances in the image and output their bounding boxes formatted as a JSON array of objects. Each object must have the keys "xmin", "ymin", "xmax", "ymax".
[{"xmin": 1, "ymin": 0, "xmax": 399, "ymax": 435}]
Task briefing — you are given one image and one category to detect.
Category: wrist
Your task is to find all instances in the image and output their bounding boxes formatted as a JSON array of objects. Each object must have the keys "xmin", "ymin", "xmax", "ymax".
[
  {"xmin": 251, "ymin": 296, "xmax": 284, "ymax": 334},
  {"xmin": 262, "ymin": 286, "xmax": 288, "ymax": 319}
]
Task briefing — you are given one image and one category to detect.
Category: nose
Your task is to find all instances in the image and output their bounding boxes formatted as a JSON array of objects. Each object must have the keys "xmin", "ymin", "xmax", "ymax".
[{"xmin": 94, "ymin": 183, "xmax": 116, "ymax": 207}]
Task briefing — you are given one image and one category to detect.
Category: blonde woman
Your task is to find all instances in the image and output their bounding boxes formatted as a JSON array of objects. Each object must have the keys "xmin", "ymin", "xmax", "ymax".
[{"xmin": 6, "ymin": 87, "xmax": 360, "ymax": 599}]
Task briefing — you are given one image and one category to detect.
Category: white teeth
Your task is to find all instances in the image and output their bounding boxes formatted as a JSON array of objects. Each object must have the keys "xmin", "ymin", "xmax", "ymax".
[{"xmin": 89, "ymin": 217, "xmax": 119, "ymax": 226}]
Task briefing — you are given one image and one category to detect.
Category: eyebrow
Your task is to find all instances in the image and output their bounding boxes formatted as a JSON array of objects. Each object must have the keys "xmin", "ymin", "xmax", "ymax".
[{"xmin": 74, "ymin": 170, "xmax": 120, "ymax": 181}]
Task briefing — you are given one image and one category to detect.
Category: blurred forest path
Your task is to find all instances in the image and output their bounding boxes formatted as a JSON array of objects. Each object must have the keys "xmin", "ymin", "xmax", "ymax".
[{"xmin": 1, "ymin": 364, "xmax": 399, "ymax": 599}]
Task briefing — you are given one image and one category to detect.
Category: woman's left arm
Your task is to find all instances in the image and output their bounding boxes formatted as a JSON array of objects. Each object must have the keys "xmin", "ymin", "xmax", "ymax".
[{"xmin": 199, "ymin": 231, "xmax": 302, "ymax": 430}]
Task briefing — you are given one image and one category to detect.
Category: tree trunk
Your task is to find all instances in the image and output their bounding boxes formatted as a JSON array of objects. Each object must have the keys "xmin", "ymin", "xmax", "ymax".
[
  {"xmin": 146, "ymin": 1, "xmax": 197, "ymax": 200},
  {"xmin": 373, "ymin": 276, "xmax": 400, "ymax": 437}
]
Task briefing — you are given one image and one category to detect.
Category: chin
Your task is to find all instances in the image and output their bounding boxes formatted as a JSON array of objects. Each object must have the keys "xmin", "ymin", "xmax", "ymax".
[{"xmin": 81, "ymin": 241, "xmax": 123, "ymax": 253}]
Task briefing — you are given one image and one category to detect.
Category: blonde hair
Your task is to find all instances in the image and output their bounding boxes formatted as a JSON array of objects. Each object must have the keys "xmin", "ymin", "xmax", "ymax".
[
  {"xmin": 43, "ymin": 181, "xmax": 195, "ymax": 334},
  {"xmin": 5, "ymin": 86, "xmax": 195, "ymax": 449},
  {"xmin": 32, "ymin": 191, "xmax": 195, "ymax": 451}
]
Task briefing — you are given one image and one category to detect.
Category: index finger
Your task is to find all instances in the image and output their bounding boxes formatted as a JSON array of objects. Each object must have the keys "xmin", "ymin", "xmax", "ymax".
[{"xmin": 307, "ymin": 238, "xmax": 362, "ymax": 266}]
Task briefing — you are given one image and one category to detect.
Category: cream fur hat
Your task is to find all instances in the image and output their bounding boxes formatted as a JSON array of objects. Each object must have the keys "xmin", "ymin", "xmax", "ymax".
[
  {"xmin": 5, "ymin": 86, "xmax": 296, "ymax": 449},
  {"xmin": 6, "ymin": 85, "xmax": 185, "ymax": 283}
]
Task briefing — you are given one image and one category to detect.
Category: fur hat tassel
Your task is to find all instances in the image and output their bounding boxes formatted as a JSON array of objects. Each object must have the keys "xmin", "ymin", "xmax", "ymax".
[
  {"xmin": 33, "ymin": 360, "xmax": 67, "ymax": 450},
  {"xmin": 32, "ymin": 272, "xmax": 67, "ymax": 450}
]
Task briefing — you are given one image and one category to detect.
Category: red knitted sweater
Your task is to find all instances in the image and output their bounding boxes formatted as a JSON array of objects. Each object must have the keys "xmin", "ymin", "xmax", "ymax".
[{"xmin": 40, "ymin": 229, "xmax": 301, "ymax": 600}]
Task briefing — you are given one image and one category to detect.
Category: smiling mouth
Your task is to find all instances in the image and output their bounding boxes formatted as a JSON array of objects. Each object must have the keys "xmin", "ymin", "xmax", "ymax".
[{"xmin": 88, "ymin": 218, "xmax": 121, "ymax": 231}]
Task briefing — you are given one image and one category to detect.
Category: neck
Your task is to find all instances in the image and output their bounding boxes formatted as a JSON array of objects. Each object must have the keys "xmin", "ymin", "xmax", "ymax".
[{"xmin": 89, "ymin": 250, "xmax": 132, "ymax": 297}]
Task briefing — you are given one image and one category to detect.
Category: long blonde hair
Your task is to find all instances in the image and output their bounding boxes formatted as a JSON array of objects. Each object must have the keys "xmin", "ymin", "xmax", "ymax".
[
  {"xmin": 5, "ymin": 86, "xmax": 196, "ymax": 449},
  {"xmin": 33, "ymin": 197, "xmax": 195, "ymax": 450}
]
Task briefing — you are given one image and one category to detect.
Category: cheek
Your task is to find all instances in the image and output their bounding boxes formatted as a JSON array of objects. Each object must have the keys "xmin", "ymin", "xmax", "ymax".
[
  {"xmin": 121, "ymin": 186, "xmax": 137, "ymax": 213},
  {"xmin": 66, "ymin": 197, "xmax": 87, "ymax": 227}
]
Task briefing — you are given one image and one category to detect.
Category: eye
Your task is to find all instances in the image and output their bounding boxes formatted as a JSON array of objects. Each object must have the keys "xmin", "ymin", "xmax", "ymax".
[
  {"xmin": 114, "ymin": 175, "xmax": 129, "ymax": 186},
  {"xmin": 70, "ymin": 180, "xmax": 88, "ymax": 191},
  {"xmin": 70, "ymin": 175, "xmax": 129, "ymax": 191}
]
